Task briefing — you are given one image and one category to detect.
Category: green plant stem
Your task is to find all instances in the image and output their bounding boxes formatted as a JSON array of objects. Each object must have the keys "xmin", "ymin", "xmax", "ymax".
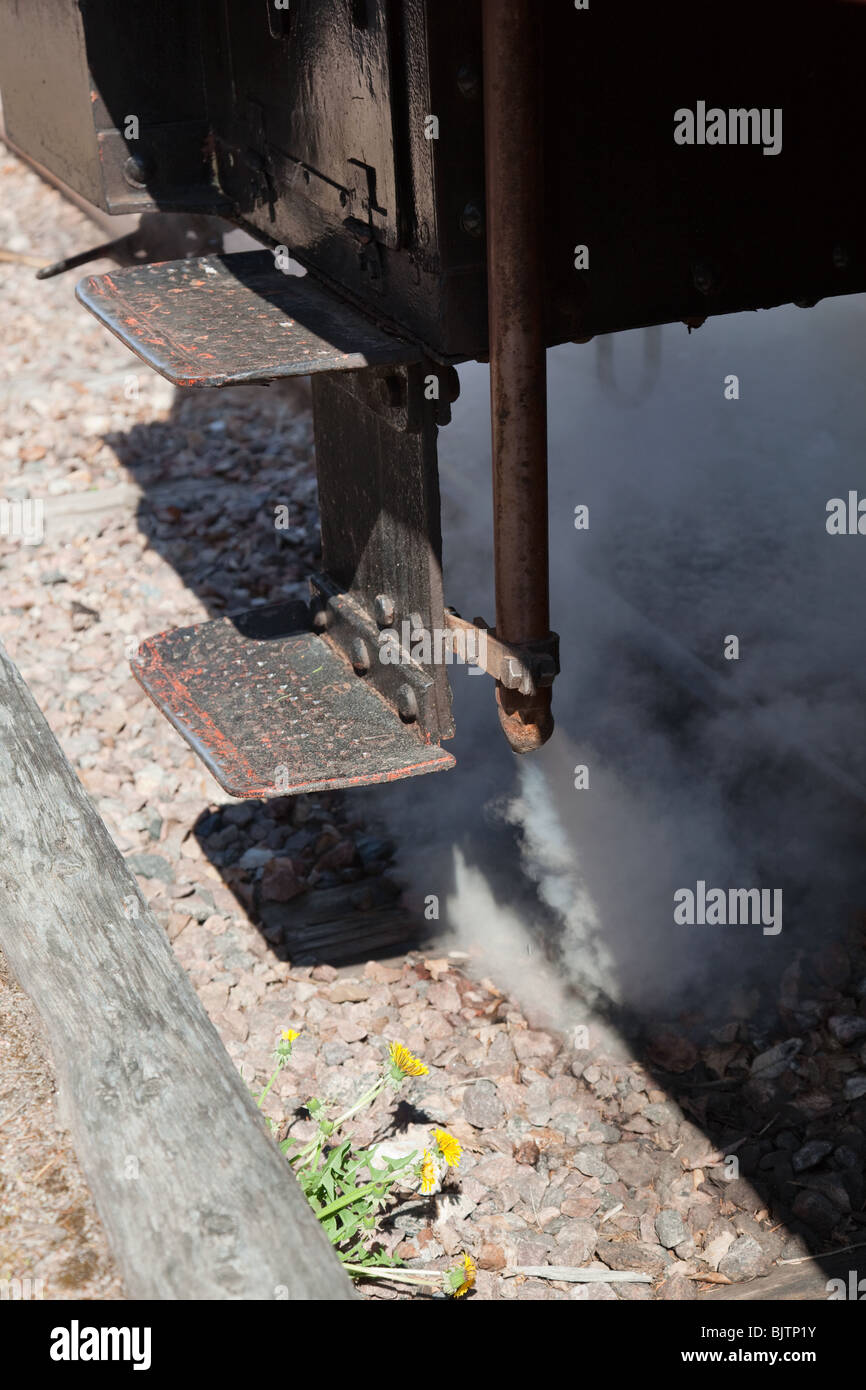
[
  {"xmin": 291, "ymin": 1134, "xmax": 324, "ymax": 1177},
  {"xmin": 256, "ymin": 1063, "xmax": 282, "ymax": 1110},
  {"xmin": 292, "ymin": 1077, "xmax": 386, "ymax": 1167},
  {"xmin": 341, "ymin": 1264, "xmax": 442, "ymax": 1289},
  {"xmin": 330, "ymin": 1078, "xmax": 385, "ymax": 1131}
]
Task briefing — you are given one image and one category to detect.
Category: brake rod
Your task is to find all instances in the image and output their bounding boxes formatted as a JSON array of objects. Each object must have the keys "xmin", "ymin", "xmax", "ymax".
[{"xmin": 482, "ymin": 0, "xmax": 554, "ymax": 752}]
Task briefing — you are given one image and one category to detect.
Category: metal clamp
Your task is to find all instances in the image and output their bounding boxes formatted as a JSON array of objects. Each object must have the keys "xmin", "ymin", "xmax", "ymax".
[
  {"xmin": 444, "ymin": 611, "xmax": 559, "ymax": 697},
  {"xmin": 310, "ymin": 574, "xmax": 448, "ymax": 741}
]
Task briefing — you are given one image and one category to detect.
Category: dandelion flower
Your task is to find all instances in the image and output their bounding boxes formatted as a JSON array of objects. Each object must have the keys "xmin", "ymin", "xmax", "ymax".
[
  {"xmin": 433, "ymin": 1128, "xmax": 462, "ymax": 1168},
  {"xmin": 388, "ymin": 1041, "xmax": 429, "ymax": 1078},
  {"xmin": 274, "ymin": 1027, "xmax": 300, "ymax": 1064},
  {"xmin": 420, "ymin": 1149, "xmax": 438, "ymax": 1194},
  {"xmin": 447, "ymin": 1253, "xmax": 477, "ymax": 1298}
]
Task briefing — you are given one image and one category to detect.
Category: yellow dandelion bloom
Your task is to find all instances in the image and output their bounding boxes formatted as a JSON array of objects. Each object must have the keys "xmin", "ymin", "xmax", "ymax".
[
  {"xmin": 281, "ymin": 1028, "xmax": 299, "ymax": 1042},
  {"xmin": 388, "ymin": 1041, "xmax": 429, "ymax": 1077},
  {"xmin": 433, "ymin": 1128, "xmax": 462, "ymax": 1168},
  {"xmin": 420, "ymin": 1149, "xmax": 438, "ymax": 1194},
  {"xmin": 454, "ymin": 1253, "xmax": 476, "ymax": 1298}
]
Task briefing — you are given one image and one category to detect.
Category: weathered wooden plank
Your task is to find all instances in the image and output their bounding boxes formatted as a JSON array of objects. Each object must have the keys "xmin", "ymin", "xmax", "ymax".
[
  {"xmin": 287, "ymin": 913, "xmax": 420, "ymax": 965},
  {"xmin": 0, "ymin": 643, "xmax": 355, "ymax": 1301}
]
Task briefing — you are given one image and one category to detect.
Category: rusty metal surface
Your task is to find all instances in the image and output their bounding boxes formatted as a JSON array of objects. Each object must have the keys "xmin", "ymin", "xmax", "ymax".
[
  {"xmin": 75, "ymin": 252, "xmax": 422, "ymax": 388},
  {"xmin": 130, "ymin": 601, "xmax": 454, "ymax": 798},
  {"xmin": 482, "ymin": 0, "xmax": 553, "ymax": 752}
]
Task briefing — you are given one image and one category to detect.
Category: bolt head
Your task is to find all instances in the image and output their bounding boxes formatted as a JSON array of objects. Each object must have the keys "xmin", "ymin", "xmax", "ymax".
[
  {"xmin": 397, "ymin": 684, "xmax": 418, "ymax": 722},
  {"xmin": 691, "ymin": 261, "xmax": 718, "ymax": 296},
  {"xmin": 460, "ymin": 202, "xmax": 484, "ymax": 238},
  {"xmin": 501, "ymin": 657, "xmax": 524, "ymax": 690},
  {"xmin": 123, "ymin": 155, "xmax": 153, "ymax": 189},
  {"xmin": 374, "ymin": 594, "xmax": 395, "ymax": 627},
  {"xmin": 457, "ymin": 65, "xmax": 480, "ymax": 100},
  {"xmin": 350, "ymin": 637, "xmax": 370, "ymax": 674}
]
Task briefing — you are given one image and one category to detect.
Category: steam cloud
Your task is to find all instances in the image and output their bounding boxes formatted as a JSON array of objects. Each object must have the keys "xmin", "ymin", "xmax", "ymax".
[{"xmin": 366, "ymin": 295, "xmax": 866, "ymax": 1033}]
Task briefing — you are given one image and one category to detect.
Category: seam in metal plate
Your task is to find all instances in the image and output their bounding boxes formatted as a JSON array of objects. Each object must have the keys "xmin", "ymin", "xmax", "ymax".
[
  {"xmin": 76, "ymin": 251, "xmax": 422, "ymax": 387},
  {"xmin": 130, "ymin": 601, "xmax": 454, "ymax": 797}
]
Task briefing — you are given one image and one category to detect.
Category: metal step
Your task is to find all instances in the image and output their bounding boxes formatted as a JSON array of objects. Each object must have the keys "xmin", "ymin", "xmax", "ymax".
[
  {"xmin": 76, "ymin": 251, "xmax": 422, "ymax": 387},
  {"xmin": 131, "ymin": 601, "xmax": 455, "ymax": 797}
]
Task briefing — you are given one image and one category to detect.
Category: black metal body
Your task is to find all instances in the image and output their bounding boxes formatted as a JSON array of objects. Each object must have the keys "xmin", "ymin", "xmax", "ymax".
[{"xmin": 4, "ymin": 2, "xmax": 866, "ymax": 360}]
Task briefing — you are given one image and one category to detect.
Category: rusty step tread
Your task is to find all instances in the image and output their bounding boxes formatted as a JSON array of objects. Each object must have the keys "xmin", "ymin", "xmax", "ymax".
[
  {"xmin": 131, "ymin": 600, "xmax": 454, "ymax": 797},
  {"xmin": 76, "ymin": 251, "xmax": 422, "ymax": 387}
]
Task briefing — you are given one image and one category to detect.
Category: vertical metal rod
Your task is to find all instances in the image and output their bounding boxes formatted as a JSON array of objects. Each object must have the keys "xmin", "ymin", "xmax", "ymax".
[{"xmin": 482, "ymin": 0, "xmax": 553, "ymax": 751}]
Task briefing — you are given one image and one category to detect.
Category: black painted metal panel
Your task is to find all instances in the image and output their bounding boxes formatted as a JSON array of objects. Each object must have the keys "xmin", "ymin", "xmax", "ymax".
[
  {"xmin": 5, "ymin": 0, "xmax": 866, "ymax": 352},
  {"xmin": 312, "ymin": 365, "xmax": 455, "ymax": 742}
]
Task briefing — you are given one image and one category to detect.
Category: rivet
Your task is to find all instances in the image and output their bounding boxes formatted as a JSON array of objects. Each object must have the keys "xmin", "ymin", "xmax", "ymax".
[
  {"xmin": 397, "ymin": 684, "xmax": 418, "ymax": 722},
  {"xmin": 123, "ymin": 155, "xmax": 153, "ymax": 189},
  {"xmin": 460, "ymin": 202, "xmax": 484, "ymax": 238},
  {"xmin": 457, "ymin": 65, "xmax": 480, "ymax": 100},
  {"xmin": 374, "ymin": 594, "xmax": 395, "ymax": 627},
  {"xmin": 691, "ymin": 261, "xmax": 718, "ymax": 296},
  {"xmin": 350, "ymin": 637, "xmax": 370, "ymax": 674}
]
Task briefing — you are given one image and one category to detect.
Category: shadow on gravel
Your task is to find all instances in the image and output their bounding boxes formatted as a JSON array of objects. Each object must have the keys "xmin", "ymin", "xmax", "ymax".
[{"xmin": 104, "ymin": 381, "xmax": 463, "ymax": 967}]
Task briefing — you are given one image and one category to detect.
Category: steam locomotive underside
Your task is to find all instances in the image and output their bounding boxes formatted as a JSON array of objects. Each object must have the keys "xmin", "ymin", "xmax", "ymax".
[{"xmin": 2, "ymin": 0, "xmax": 865, "ymax": 794}]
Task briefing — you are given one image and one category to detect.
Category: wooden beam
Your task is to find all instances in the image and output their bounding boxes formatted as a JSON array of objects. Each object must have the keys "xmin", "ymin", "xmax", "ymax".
[{"xmin": 0, "ymin": 644, "xmax": 355, "ymax": 1301}]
